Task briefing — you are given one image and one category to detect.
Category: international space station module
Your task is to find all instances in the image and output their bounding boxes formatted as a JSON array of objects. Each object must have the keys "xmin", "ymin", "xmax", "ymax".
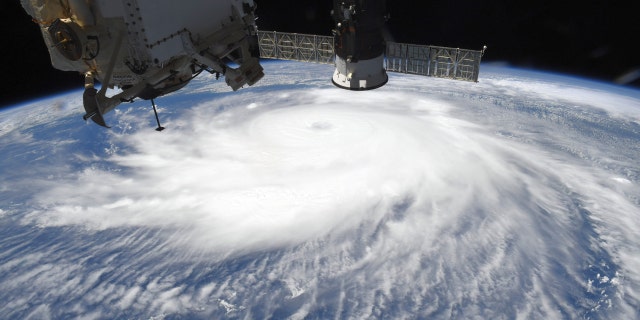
[
  {"xmin": 331, "ymin": 0, "xmax": 388, "ymax": 90},
  {"xmin": 21, "ymin": 0, "xmax": 264, "ymax": 128},
  {"xmin": 22, "ymin": 0, "xmax": 486, "ymax": 128}
]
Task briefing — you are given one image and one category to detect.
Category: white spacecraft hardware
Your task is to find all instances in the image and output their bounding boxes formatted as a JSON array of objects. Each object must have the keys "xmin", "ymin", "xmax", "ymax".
[
  {"xmin": 331, "ymin": 0, "xmax": 388, "ymax": 90},
  {"xmin": 21, "ymin": 0, "xmax": 264, "ymax": 129},
  {"xmin": 23, "ymin": 0, "xmax": 486, "ymax": 129}
]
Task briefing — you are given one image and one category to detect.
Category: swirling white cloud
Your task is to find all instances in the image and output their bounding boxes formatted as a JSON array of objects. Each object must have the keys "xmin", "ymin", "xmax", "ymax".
[{"xmin": 4, "ymin": 63, "xmax": 639, "ymax": 318}]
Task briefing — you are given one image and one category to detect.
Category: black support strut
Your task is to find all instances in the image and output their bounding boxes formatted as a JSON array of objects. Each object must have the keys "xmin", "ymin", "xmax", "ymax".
[{"xmin": 151, "ymin": 99, "xmax": 165, "ymax": 131}]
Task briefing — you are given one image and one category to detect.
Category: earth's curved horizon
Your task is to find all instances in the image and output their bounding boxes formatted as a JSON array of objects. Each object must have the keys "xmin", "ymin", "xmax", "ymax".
[{"xmin": 1, "ymin": 61, "xmax": 639, "ymax": 319}]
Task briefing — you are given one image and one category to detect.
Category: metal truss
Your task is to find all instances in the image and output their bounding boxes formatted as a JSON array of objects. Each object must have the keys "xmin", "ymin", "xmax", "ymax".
[{"xmin": 257, "ymin": 31, "xmax": 485, "ymax": 82}]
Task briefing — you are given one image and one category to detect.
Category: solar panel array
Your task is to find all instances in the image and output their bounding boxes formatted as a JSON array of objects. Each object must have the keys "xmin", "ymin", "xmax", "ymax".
[
  {"xmin": 257, "ymin": 31, "xmax": 334, "ymax": 64},
  {"xmin": 257, "ymin": 30, "xmax": 485, "ymax": 82}
]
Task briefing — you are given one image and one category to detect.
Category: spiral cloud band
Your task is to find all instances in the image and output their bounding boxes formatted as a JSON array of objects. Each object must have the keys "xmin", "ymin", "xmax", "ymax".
[{"xmin": 2, "ymin": 62, "xmax": 639, "ymax": 318}]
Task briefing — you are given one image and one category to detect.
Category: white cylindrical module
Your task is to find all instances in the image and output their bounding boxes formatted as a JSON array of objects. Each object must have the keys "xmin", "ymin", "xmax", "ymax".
[
  {"xmin": 331, "ymin": 0, "xmax": 388, "ymax": 90},
  {"xmin": 332, "ymin": 53, "xmax": 387, "ymax": 90}
]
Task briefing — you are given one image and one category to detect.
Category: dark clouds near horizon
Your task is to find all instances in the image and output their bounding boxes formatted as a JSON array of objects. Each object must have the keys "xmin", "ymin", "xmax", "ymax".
[{"xmin": 2, "ymin": 0, "xmax": 638, "ymax": 107}]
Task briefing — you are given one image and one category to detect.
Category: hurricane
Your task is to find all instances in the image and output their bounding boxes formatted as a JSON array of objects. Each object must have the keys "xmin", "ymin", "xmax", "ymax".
[{"xmin": 1, "ymin": 62, "xmax": 639, "ymax": 319}]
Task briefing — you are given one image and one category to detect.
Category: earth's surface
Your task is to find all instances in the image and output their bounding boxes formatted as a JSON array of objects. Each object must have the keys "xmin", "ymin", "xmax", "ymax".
[{"xmin": 1, "ymin": 60, "xmax": 639, "ymax": 319}]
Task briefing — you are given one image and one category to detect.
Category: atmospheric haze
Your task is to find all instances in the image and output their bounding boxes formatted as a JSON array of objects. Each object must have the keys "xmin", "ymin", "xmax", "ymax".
[{"xmin": 1, "ymin": 61, "xmax": 639, "ymax": 319}]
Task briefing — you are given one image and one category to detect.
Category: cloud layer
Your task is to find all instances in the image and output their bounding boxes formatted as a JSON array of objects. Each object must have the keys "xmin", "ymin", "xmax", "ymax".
[{"xmin": 2, "ymin": 62, "xmax": 639, "ymax": 318}]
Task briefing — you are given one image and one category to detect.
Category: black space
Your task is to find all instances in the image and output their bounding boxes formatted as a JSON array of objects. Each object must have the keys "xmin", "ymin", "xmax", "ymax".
[{"xmin": 2, "ymin": 1, "xmax": 638, "ymax": 108}]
